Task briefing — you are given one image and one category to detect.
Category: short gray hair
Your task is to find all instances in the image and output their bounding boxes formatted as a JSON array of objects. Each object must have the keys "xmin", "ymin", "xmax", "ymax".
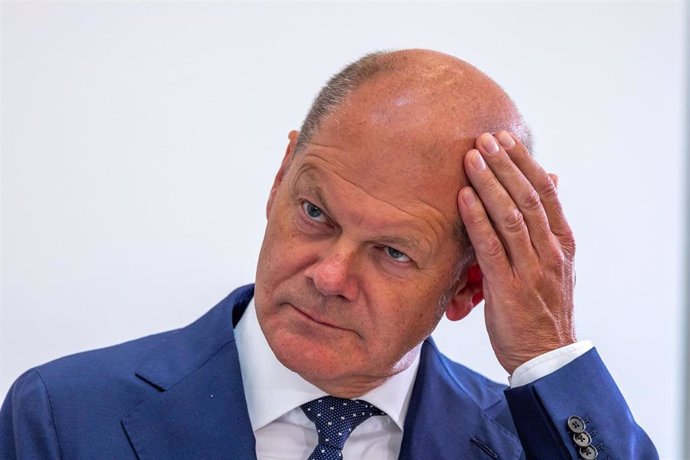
[{"xmin": 295, "ymin": 51, "xmax": 398, "ymax": 153}]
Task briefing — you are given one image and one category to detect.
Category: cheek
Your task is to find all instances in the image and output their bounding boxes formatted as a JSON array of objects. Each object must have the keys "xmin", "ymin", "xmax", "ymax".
[
  {"xmin": 258, "ymin": 215, "xmax": 317, "ymax": 284},
  {"xmin": 363, "ymin": 285, "xmax": 436, "ymax": 342}
]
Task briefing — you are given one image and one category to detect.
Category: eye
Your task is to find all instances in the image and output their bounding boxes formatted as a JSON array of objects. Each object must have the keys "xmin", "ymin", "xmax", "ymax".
[
  {"xmin": 302, "ymin": 201, "xmax": 327, "ymax": 223},
  {"xmin": 384, "ymin": 246, "xmax": 411, "ymax": 263}
]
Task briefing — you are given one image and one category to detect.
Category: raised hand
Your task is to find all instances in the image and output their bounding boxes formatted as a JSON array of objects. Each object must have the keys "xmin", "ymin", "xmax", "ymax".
[{"xmin": 457, "ymin": 131, "xmax": 577, "ymax": 374}]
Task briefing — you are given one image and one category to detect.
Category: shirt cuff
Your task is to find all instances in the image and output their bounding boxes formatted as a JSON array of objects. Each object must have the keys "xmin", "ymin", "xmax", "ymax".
[{"xmin": 508, "ymin": 340, "xmax": 593, "ymax": 388}]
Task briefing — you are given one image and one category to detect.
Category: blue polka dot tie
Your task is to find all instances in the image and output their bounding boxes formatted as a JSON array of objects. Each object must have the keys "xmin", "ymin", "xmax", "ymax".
[{"xmin": 301, "ymin": 396, "xmax": 386, "ymax": 459}]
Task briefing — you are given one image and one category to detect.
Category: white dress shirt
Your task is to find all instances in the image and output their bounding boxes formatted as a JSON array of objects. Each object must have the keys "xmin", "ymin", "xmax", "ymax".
[
  {"xmin": 234, "ymin": 300, "xmax": 419, "ymax": 460},
  {"xmin": 234, "ymin": 298, "xmax": 592, "ymax": 459}
]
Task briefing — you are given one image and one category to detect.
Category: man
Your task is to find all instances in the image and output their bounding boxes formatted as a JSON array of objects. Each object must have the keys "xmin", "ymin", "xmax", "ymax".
[{"xmin": 1, "ymin": 49, "xmax": 656, "ymax": 459}]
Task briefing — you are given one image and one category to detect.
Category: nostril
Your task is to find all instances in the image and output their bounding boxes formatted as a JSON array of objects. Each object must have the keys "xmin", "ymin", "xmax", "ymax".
[{"xmin": 305, "ymin": 256, "xmax": 357, "ymax": 301}]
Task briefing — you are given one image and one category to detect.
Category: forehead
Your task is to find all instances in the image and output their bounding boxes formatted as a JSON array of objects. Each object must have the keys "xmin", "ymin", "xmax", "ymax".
[
  {"xmin": 293, "ymin": 138, "xmax": 461, "ymax": 215},
  {"xmin": 291, "ymin": 158, "xmax": 435, "ymax": 242},
  {"xmin": 286, "ymin": 124, "xmax": 465, "ymax": 261},
  {"xmin": 287, "ymin": 150, "xmax": 459, "ymax": 267},
  {"xmin": 298, "ymin": 80, "xmax": 473, "ymax": 223}
]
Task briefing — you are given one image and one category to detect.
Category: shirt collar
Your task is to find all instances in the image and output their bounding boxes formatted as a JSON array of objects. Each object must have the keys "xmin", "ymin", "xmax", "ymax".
[{"xmin": 234, "ymin": 298, "xmax": 420, "ymax": 432}]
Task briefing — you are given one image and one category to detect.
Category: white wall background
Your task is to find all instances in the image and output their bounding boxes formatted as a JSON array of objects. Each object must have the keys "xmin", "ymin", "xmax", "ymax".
[{"xmin": 1, "ymin": 1, "xmax": 686, "ymax": 458}]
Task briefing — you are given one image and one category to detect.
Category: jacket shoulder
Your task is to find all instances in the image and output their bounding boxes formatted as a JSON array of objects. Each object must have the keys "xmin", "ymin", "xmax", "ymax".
[
  {"xmin": 425, "ymin": 339, "xmax": 508, "ymax": 411},
  {"xmin": 1, "ymin": 285, "xmax": 254, "ymax": 458},
  {"xmin": 29, "ymin": 284, "xmax": 254, "ymax": 395},
  {"xmin": 36, "ymin": 328, "xmax": 179, "ymax": 392},
  {"xmin": 0, "ymin": 329, "xmax": 182, "ymax": 459}
]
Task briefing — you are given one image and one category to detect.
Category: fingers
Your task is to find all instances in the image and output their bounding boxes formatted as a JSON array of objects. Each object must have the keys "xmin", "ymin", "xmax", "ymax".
[
  {"xmin": 472, "ymin": 133, "xmax": 556, "ymax": 258},
  {"xmin": 549, "ymin": 173, "xmax": 559, "ymax": 189},
  {"xmin": 457, "ymin": 185, "xmax": 511, "ymax": 278},
  {"xmin": 464, "ymin": 132, "xmax": 574, "ymax": 259},
  {"xmin": 462, "ymin": 149, "xmax": 538, "ymax": 272},
  {"xmin": 496, "ymin": 132, "xmax": 574, "ymax": 255}
]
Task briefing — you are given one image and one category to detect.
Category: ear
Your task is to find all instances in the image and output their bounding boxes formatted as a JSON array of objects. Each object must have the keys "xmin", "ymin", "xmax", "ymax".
[
  {"xmin": 266, "ymin": 130, "xmax": 299, "ymax": 218},
  {"xmin": 445, "ymin": 264, "xmax": 484, "ymax": 321}
]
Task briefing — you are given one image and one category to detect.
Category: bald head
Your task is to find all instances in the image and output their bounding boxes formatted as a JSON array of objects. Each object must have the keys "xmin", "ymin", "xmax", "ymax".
[{"xmin": 296, "ymin": 49, "xmax": 531, "ymax": 155}]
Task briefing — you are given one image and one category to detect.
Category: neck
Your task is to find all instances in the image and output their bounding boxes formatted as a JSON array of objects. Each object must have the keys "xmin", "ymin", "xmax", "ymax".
[
  {"xmin": 310, "ymin": 378, "xmax": 390, "ymax": 399},
  {"xmin": 302, "ymin": 344, "xmax": 422, "ymax": 399}
]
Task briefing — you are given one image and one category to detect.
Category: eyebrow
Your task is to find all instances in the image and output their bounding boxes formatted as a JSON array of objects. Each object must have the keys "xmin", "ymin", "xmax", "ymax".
[
  {"xmin": 290, "ymin": 165, "xmax": 427, "ymax": 254},
  {"xmin": 291, "ymin": 166, "xmax": 332, "ymax": 213}
]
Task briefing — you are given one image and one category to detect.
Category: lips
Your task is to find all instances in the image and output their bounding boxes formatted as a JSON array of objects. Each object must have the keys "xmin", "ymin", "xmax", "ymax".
[{"xmin": 288, "ymin": 303, "xmax": 346, "ymax": 330}]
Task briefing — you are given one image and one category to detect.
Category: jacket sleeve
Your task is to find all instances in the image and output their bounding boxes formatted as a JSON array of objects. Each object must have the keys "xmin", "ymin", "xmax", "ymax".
[
  {"xmin": 0, "ymin": 369, "xmax": 62, "ymax": 459},
  {"xmin": 504, "ymin": 348, "xmax": 657, "ymax": 460}
]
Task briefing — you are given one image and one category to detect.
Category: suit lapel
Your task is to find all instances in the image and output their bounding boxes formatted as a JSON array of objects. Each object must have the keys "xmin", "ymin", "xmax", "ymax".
[
  {"xmin": 121, "ymin": 286, "xmax": 257, "ymax": 459},
  {"xmin": 399, "ymin": 339, "xmax": 523, "ymax": 460},
  {"xmin": 119, "ymin": 286, "xmax": 522, "ymax": 459}
]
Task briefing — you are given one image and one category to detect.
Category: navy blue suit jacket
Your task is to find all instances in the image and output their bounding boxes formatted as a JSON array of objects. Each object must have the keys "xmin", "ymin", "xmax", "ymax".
[{"xmin": 0, "ymin": 285, "xmax": 657, "ymax": 459}]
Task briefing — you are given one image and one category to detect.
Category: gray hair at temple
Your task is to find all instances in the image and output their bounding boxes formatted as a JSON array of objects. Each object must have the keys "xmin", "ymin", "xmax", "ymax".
[{"xmin": 295, "ymin": 51, "xmax": 393, "ymax": 153}]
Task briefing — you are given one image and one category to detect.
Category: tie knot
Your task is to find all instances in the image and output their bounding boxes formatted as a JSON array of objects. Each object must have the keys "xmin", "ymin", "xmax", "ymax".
[{"xmin": 301, "ymin": 396, "xmax": 386, "ymax": 452}]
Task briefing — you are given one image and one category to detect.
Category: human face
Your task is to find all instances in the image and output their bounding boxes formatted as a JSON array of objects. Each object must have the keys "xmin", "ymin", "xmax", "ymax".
[{"xmin": 254, "ymin": 83, "xmax": 474, "ymax": 397}]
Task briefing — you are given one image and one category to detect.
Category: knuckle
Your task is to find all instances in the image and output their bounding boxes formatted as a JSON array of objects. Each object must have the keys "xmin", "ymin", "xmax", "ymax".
[
  {"xmin": 484, "ymin": 237, "xmax": 504, "ymax": 259},
  {"xmin": 503, "ymin": 208, "xmax": 525, "ymax": 233},
  {"xmin": 522, "ymin": 189, "xmax": 542, "ymax": 211},
  {"xmin": 481, "ymin": 178, "xmax": 503, "ymax": 198},
  {"xmin": 539, "ymin": 177, "xmax": 559, "ymax": 199},
  {"xmin": 549, "ymin": 248, "xmax": 567, "ymax": 270},
  {"xmin": 559, "ymin": 229, "xmax": 577, "ymax": 256},
  {"xmin": 494, "ymin": 157, "xmax": 515, "ymax": 176},
  {"xmin": 545, "ymin": 240, "xmax": 575, "ymax": 273},
  {"xmin": 469, "ymin": 211, "xmax": 489, "ymax": 227}
]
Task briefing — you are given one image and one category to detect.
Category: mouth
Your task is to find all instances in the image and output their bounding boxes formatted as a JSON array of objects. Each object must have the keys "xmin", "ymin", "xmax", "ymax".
[{"xmin": 289, "ymin": 304, "xmax": 348, "ymax": 331}]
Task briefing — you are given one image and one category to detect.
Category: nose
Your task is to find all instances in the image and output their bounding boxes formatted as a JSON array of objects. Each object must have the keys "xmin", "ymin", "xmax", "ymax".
[{"xmin": 304, "ymin": 243, "xmax": 359, "ymax": 301}]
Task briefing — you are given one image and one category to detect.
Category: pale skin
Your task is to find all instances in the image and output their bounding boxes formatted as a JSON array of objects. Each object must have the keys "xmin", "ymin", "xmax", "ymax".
[{"xmin": 254, "ymin": 50, "xmax": 576, "ymax": 397}]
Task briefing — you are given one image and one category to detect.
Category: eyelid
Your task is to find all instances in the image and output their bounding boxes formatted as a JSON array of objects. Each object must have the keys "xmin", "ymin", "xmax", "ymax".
[
  {"xmin": 298, "ymin": 195, "xmax": 419, "ymax": 265},
  {"xmin": 301, "ymin": 199, "xmax": 330, "ymax": 223},
  {"xmin": 383, "ymin": 246, "xmax": 413, "ymax": 264}
]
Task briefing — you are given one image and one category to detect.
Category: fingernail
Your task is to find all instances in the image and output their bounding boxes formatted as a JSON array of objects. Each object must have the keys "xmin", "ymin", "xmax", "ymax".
[
  {"xmin": 497, "ymin": 131, "xmax": 515, "ymax": 149},
  {"xmin": 549, "ymin": 173, "xmax": 559, "ymax": 188},
  {"xmin": 470, "ymin": 149, "xmax": 486, "ymax": 170},
  {"xmin": 482, "ymin": 135, "xmax": 499, "ymax": 154},
  {"xmin": 461, "ymin": 187, "xmax": 477, "ymax": 206}
]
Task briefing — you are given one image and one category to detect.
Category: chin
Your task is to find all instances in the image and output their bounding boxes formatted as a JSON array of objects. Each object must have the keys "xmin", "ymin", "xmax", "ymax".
[
  {"xmin": 270, "ymin": 332, "xmax": 369, "ymax": 388},
  {"xmin": 273, "ymin": 332, "xmax": 339, "ymax": 373}
]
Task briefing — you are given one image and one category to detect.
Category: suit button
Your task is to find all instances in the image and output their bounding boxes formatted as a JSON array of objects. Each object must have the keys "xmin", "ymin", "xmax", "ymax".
[
  {"xmin": 567, "ymin": 415, "xmax": 586, "ymax": 433},
  {"xmin": 573, "ymin": 431, "xmax": 592, "ymax": 447},
  {"xmin": 579, "ymin": 445, "xmax": 598, "ymax": 459}
]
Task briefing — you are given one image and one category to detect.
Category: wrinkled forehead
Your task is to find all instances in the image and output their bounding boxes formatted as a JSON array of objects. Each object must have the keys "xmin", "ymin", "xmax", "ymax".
[
  {"xmin": 294, "ymin": 138, "xmax": 463, "ymax": 205},
  {"xmin": 292, "ymin": 61, "xmax": 525, "ymax": 222},
  {"xmin": 294, "ymin": 124, "xmax": 466, "ymax": 232}
]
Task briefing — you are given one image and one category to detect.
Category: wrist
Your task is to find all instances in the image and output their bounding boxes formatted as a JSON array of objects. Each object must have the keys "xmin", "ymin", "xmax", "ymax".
[{"xmin": 509, "ymin": 340, "xmax": 593, "ymax": 387}]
